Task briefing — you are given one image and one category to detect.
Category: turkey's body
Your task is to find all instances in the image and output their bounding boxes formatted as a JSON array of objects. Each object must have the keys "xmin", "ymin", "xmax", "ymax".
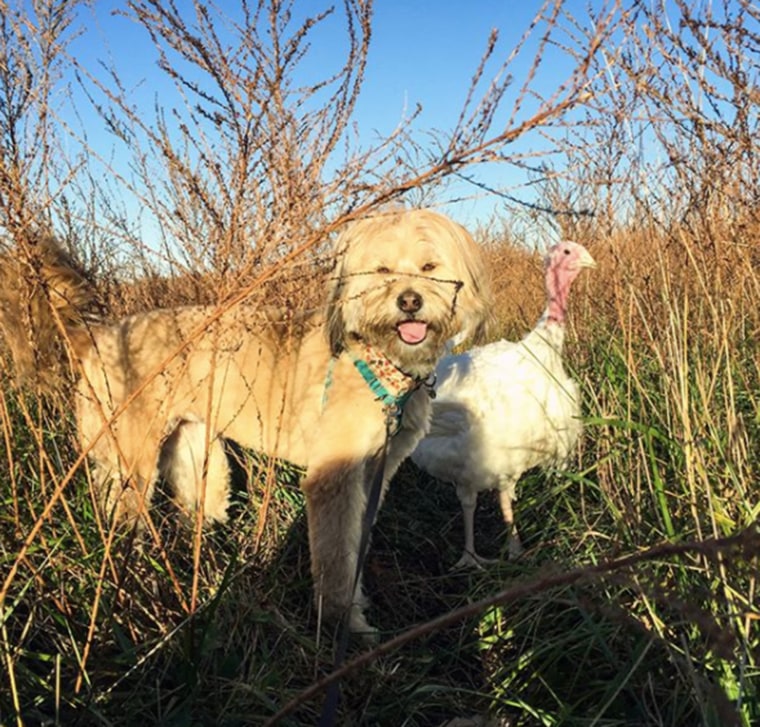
[{"xmin": 412, "ymin": 241, "xmax": 594, "ymax": 567}]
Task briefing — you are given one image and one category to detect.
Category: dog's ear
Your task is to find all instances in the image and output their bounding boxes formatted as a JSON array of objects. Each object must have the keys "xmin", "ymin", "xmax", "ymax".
[
  {"xmin": 325, "ymin": 257, "xmax": 346, "ymax": 355},
  {"xmin": 326, "ymin": 295, "xmax": 346, "ymax": 355},
  {"xmin": 446, "ymin": 218, "xmax": 494, "ymax": 346},
  {"xmin": 467, "ymin": 313, "xmax": 494, "ymax": 346},
  {"xmin": 460, "ymin": 255, "xmax": 495, "ymax": 346}
]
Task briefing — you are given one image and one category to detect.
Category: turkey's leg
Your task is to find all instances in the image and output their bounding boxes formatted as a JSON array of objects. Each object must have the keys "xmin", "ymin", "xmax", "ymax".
[{"xmin": 498, "ymin": 488, "xmax": 524, "ymax": 559}]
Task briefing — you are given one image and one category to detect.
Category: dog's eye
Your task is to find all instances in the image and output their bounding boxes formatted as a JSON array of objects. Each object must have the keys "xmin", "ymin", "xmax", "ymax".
[
  {"xmin": 376, "ymin": 266, "xmax": 392, "ymax": 274},
  {"xmin": 421, "ymin": 262, "xmax": 437, "ymax": 273}
]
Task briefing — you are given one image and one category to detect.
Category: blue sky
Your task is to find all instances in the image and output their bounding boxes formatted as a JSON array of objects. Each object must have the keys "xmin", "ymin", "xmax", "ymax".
[
  {"xmin": 54, "ymin": 0, "xmax": 598, "ymax": 238},
  {"xmin": 74, "ymin": 1, "xmax": 567, "ymax": 129}
]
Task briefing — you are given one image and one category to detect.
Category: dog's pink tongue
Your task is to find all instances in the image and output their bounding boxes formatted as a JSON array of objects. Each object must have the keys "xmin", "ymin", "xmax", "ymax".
[{"xmin": 397, "ymin": 320, "xmax": 428, "ymax": 344}]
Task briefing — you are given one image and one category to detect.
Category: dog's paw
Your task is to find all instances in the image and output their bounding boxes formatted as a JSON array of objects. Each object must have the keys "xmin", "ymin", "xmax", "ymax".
[{"xmin": 349, "ymin": 605, "xmax": 379, "ymax": 645}]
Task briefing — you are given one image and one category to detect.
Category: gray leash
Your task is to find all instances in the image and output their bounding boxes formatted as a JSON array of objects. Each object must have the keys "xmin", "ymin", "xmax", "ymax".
[{"xmin": 317, "ymin": 413, "xmax": 395, "ymax": 727}]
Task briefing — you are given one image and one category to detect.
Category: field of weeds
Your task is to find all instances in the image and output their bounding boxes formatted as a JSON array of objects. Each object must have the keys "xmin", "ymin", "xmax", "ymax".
[{"xmin": 1, "ymin": 1, "xmax": 758, "ymax": 725}]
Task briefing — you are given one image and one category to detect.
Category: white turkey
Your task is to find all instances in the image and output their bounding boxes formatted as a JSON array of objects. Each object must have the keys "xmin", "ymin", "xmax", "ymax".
[{"xmin": 412, "ymin": 240, "xmax": 596, "ymax": 568}]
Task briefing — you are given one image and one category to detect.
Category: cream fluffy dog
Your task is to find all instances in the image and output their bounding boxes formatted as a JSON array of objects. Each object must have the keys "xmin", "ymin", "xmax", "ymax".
[{"xmin": 1, "ymin": 209, "xmax": 491, "ymax": 634}]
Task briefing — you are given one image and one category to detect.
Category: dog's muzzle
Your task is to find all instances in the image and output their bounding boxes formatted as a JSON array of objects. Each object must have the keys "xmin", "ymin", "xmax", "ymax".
[{"xmin": 395, "ymin": 288, "xmax": 428, "ymax": 344}]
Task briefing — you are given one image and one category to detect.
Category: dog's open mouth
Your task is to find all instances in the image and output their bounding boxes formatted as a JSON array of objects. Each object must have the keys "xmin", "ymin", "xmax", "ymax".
[{"xmin": 396, "ymin": 320, "xmax": 428, "ymax": 345}]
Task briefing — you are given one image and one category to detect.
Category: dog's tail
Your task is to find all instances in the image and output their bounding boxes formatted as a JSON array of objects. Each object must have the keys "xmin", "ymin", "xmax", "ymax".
[{"xmin": 0, "ymin": 231, "xmax": 103, "ymax": 392}]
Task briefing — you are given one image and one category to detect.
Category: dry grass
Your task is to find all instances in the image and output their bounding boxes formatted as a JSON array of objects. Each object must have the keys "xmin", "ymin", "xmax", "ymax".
[{"xmin": 3, "ymin": 211, "xmax": 756, "ymax": 727}]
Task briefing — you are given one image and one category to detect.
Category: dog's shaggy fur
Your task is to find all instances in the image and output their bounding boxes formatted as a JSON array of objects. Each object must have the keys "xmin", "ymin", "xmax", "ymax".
[{"xmin": 0, "ymin": 210, "xmax": 491, "ymax": 633}]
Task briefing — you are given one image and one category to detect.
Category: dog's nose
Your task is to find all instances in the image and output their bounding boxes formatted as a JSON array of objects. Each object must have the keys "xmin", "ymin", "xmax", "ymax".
[{"xmin": 397, "ymin": 289, "xmax": 423, "ymax": 314}]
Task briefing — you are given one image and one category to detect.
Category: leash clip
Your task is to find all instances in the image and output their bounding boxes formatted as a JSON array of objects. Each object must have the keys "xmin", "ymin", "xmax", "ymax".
[
  {"xmin": 422, "ymin": 372, "xmax": 437, "ymax": 399},
  {"xmin": 383, "ymin": 402, "xmax": 402, "ymax": 433}
]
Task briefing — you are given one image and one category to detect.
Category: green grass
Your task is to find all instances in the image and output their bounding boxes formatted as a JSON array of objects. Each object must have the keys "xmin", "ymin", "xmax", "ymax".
[{"xmin": 1, "ymin": 301, "xmax": 759, "ymax": 726}]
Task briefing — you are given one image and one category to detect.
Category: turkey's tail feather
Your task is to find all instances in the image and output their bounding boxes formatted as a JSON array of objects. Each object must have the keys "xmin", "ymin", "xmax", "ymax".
[{"xmin": 0, "ymin": 232, "xmax": 103, "ymax": 393}]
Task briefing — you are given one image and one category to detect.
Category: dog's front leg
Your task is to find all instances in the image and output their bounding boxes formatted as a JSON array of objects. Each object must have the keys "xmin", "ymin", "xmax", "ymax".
[{"xmin": 302, "ymin": 459, "xmax": 376, "ymax": 637}]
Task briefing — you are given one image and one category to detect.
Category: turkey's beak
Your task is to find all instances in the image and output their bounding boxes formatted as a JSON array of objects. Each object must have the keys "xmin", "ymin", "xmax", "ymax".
[{"xmin": 579, "ymin": 248, "xmax": 597, "ymax": 269}]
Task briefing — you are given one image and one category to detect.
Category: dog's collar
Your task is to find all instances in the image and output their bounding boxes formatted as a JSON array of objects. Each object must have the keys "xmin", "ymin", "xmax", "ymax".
[
  {"xmin": 322, "ymin": 343, "xmax": 434, "ymax": 433},
  {"xmin": 350, "ymin": 343, "xmax": 419, "ymax": 416}
]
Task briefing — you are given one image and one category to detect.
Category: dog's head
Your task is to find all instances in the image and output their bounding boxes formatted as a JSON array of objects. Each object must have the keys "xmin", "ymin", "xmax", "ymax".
[{"xmin": 326, "ymin": 209, "xmax": 492, "ymax": 377}]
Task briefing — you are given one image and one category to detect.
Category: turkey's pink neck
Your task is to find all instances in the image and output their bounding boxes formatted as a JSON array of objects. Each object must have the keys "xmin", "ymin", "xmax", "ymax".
[{"xmin": 545, "ymin": 264, "xmax": 573, "ymax": 325}]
